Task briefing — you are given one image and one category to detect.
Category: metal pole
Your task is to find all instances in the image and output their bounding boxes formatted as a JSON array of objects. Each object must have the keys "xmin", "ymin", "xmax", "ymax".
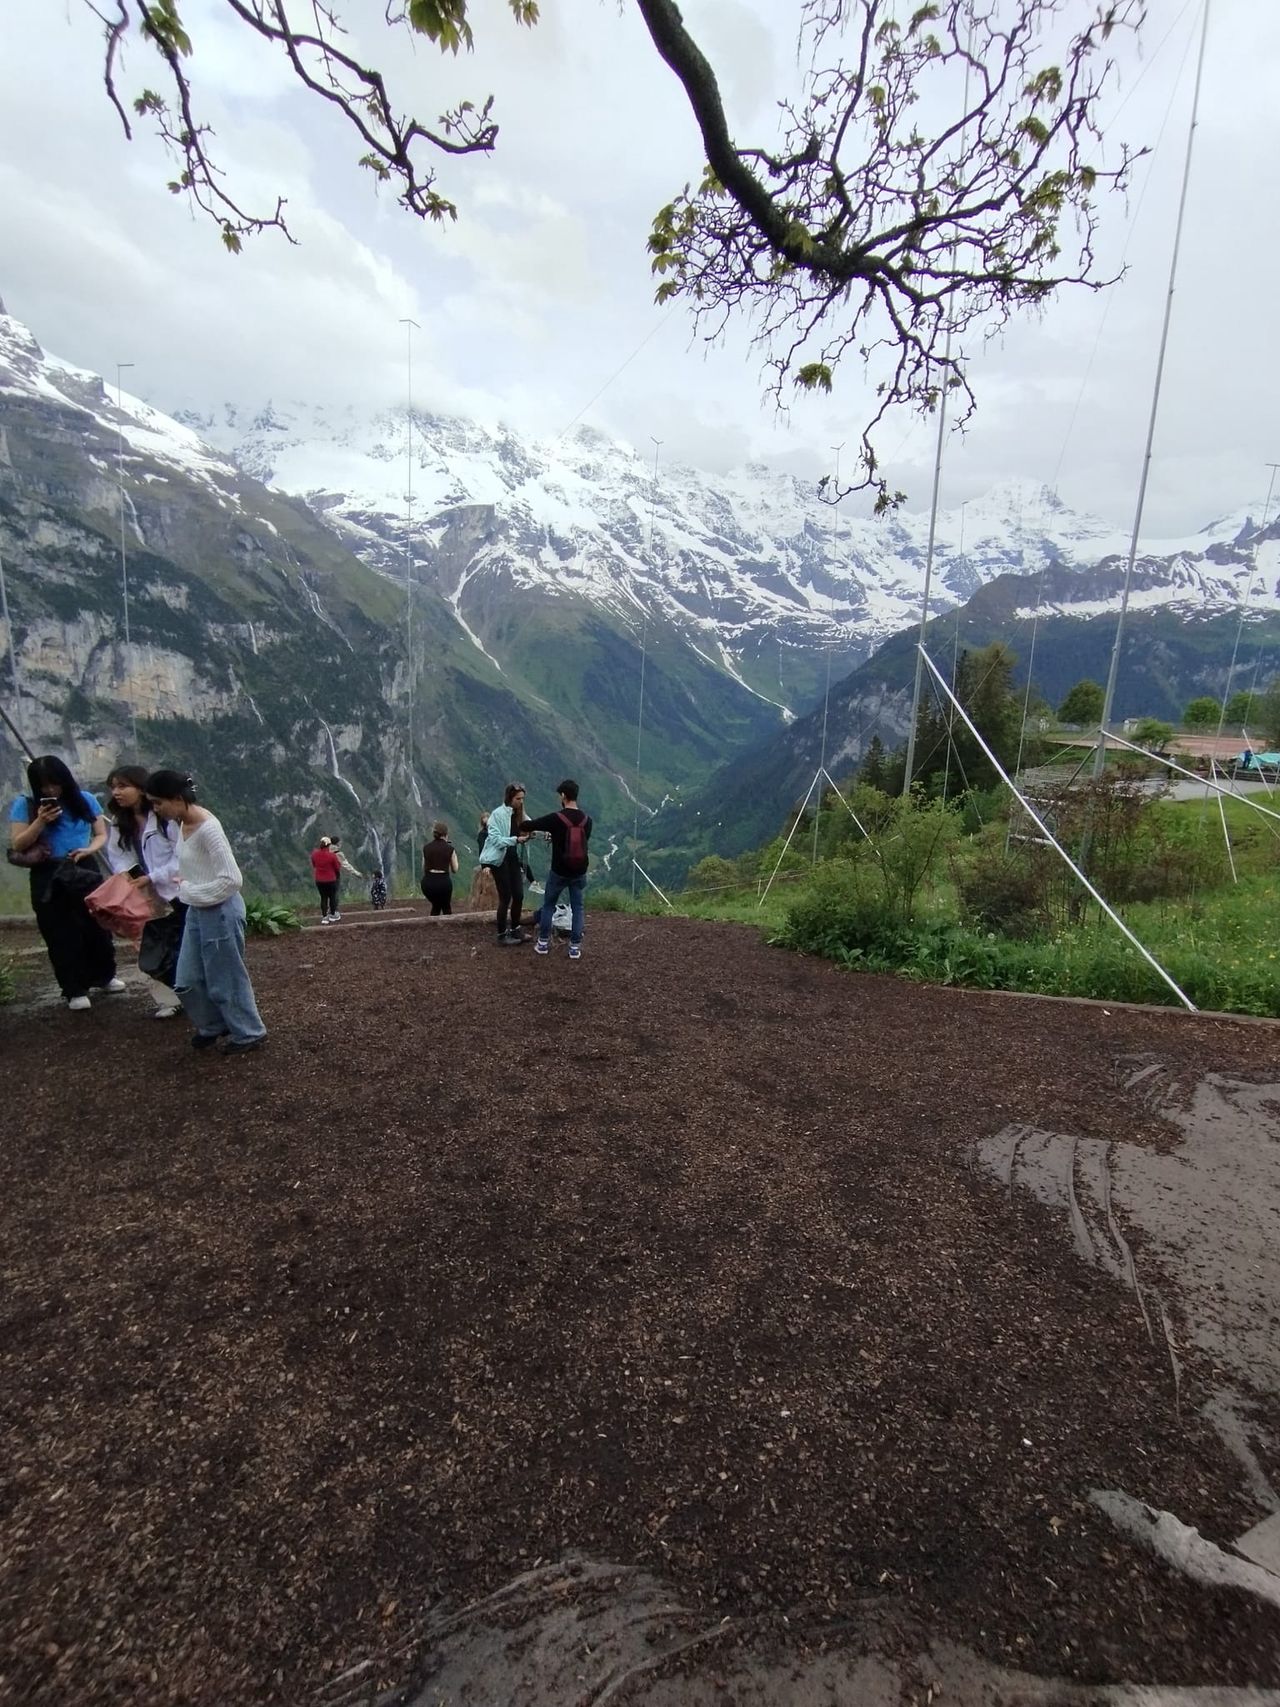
[
  {"xmin": 399, "ymin": 317, "xmax": 420, "ymax": 879},
  {"xmin": 902, "ymin": 353, "xmax": 953, "ymax": 796},
  {"xmin": 813, "ymin": 443, "xmax": 843, "ymax": 863},
  {"xmin": 0, "ymin": 545, "xmax": 20, "ymax": 709},
  {"xmin": 1092, "ymin": 0, "xmax": 1213, "ymax": 782},
  {"xmin": 116, "ymin": 361, "xmax": 138, "ymax": 750},
  {"xmin": 941, "ymin": 501, "xmax": 966, "ymax": 806},
  {"xmin": 632, "ymin": 437, "xmax": 660, "ymax": 898},
  {"xmin": 0, "ymin": 698, "xmax": 35, "ymax": 762},
  {"xmin": 921, "ymin": 647, "xmax": 1197, "ymax": 1012}
]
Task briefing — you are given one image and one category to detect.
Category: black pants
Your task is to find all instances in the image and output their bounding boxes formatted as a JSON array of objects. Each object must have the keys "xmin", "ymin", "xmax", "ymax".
[
  {"xmin": 316, "ymin": 880, "xmax": 339, "ymax": 917},
  {"xmin": 491, "ymin": 853, "xmax": 523, "ymax": 934},
  {"xmin": 421, "ymin": 873, "xmax": 452, "ymax": 916},
  {"xmin": 30, "ymin": 868, "xmax": 116, "ymax": 1000}
]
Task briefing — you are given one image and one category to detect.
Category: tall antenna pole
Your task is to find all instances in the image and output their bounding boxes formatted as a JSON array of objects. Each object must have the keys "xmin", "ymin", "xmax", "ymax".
[
  {"xmin": 901, "ymin": 36, "xmax": 976, "ymax": 797},
  {"xmin": 632, "ymin": 436, "xmax": 661, "ymax": 898},
  {"xmin": 116, "ymin": 361, "xmax": 138, "ymax": 751},
  {"xmin": 0, "ymin": 546, "xmax": 25, "ymax": 784},
  {"xmin": 400, "ymin": 317, "xmax": 420, "ymax": 863},
  {"xmin": 813, "ymin": 443, "xmax": 843, "ymax": 863},
  {"xmin": 902, "ymin": 356, "xmax": 954, "ymax": 795},
  {"xmin": 1092, "ymin": 0, "xmax": 1213, "ymax": 782},
  {"xmin": 0, "ymin": 546, "xmax": 19, "ymax": 710},
  {"xmin": 941, "ymin": 501, "xmax": 967, "ymax": 805}
]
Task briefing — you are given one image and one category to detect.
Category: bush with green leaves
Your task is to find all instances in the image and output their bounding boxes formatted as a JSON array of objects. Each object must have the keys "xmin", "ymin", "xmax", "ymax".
[
  {"xmin": 243, "ymin": 897, "xmax": 301, "ymax": 936},
  {"xmin": 1182, "ymin": 695, "xmax": 1221, "ymax": 731},
  {"xmin": 1132, "ymin": 717, "xmax": 1174, "ymax": 752}
]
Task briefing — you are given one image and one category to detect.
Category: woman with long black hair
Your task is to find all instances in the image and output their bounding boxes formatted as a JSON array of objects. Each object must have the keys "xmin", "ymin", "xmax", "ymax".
[
  {"xmin": 105, "ymin": 764, "xmax": 184, "ymax": 1019},
  {"xmin": 8, "ymin": 754, "xmax": 121, "ymax": 1010},
  {"xmin": 478, "ymin": 782, "xmax": 530, "ymax": 945},
  {"xmin": 144, "ymin": 769, "xmax": 267, "ymax": 1056}
]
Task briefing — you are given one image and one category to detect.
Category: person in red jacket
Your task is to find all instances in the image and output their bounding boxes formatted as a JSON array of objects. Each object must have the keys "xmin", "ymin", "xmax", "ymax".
[{"xmin": 310, "ymin": 837, "xmax": 342, "ymax": 923}]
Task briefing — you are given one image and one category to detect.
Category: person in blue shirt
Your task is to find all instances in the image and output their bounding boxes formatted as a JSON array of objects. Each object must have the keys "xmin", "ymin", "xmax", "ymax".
[{"xmin": 9, "ymin": 754, "xmax": 122, "ymax": 1010}]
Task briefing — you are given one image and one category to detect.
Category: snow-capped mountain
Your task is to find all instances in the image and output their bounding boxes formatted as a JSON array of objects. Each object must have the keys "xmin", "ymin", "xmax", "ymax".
[
  {"xmin": 181, "ymin": 397, "xmax": 1280, "ymax": 716},
  {"xmin": 7, "ymin": 284, "xmax": 1279, "ymax": 893}
]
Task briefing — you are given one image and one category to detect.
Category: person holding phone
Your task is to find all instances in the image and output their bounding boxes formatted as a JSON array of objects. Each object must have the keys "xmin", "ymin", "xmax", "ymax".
[{"xmin": 8, "ymin": 754, "xmax": 122, "ymax": 1010}]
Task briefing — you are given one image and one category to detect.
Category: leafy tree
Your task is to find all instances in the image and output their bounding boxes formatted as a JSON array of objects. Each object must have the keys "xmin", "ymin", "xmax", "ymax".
[
  {"xmin": 1224, "ymin": 689, "xmax": 1257, "ymax": 728},
  {"xmin": 1182, "ymin": 695, "xmax": 1221, "ymax": 730},
  {"xmin": 858, "ymin": 734, "xmax": 888, "ymax": 792},
  {"xmin": 913, "ymin": 641, "xmax": 1025, "ymax": 793},
  {"xmin": 76, "ymin": 0, "xmax": 1143, "ymax": 501},
  {"xmin": 685, "ymin": 854, "xmax": 740, "ymax": 892},
  {"xmin": 1133, "ymin": 717, "xmax": 1173, "ymax": 752},
  {"xmin": 1258, "ymin": 679, "xmax": 1280, "ymax": 749},
  {"xmin": 1057, "ymin": 678, "xmax": 1104, "ymax": 726}
]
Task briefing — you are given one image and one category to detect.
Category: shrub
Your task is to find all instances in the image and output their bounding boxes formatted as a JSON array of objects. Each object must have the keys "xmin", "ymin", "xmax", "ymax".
[
  {"xmin": 956, "ymin": 848, "xmax": 1049, "ymax": 939},
  {"xmin": 244, "ymin": 897, "xmax": 301, "ymax": 936}
]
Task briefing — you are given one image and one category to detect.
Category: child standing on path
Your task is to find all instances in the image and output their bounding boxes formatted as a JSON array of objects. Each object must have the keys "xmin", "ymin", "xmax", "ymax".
[
  {"xmin": 369, "ymin": 869, "xmax": 388, "ymax": 910},
  {"xmin": 522, "ymin": 779, "xmax": 592, "ymax": 960}
]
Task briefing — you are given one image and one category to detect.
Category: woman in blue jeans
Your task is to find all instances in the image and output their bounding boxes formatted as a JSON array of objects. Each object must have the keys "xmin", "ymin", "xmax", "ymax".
[{"xmin": 145, "ymin": 770, "xmax": 267, "ymax": 1056}]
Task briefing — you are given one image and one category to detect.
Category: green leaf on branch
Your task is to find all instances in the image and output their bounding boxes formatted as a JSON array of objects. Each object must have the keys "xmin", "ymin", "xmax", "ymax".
[{"xmin": 796, "ymin": 362, "xmax": 833, "ymax": 393}]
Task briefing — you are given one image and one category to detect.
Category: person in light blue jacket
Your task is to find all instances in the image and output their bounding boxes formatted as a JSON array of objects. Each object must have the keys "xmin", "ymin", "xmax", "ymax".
[{"xmin": 479, "ymin": 781, "xmax": 530, "ymax": 945}]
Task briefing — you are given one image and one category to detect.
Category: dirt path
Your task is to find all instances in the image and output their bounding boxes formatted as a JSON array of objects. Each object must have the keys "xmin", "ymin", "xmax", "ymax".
[{"xmin": 1, "ymin": 915, "xmax": 1278, "ymax": 1705}]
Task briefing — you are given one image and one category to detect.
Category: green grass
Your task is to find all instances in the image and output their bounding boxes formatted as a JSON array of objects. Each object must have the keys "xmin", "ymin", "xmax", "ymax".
[{"xmin": 773, "ymin": 865, "xmax": 1280, "ymax": 1018}]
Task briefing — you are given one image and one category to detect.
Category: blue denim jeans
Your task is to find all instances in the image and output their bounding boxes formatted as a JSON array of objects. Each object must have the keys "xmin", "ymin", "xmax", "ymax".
[
  {"xmin": 175, "ymin": 894, "xmax": 267, "ymax": 1044},
  {"xmin": 539, "ymin": 871, "xmax": 586, "ymax": 944}
]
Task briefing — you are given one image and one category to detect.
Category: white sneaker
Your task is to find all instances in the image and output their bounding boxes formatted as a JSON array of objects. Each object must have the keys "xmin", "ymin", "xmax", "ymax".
[
  {"xmin": 331, "ymin": 912, "xmax": 342, "ymax": 922},
  {"xmin": 154, "ymin": 1006, "xmax": 182, "ymax": 1020},
  {"xmin": 99, "ymin": 977, "xmax": 127, "ymax": 993},
  {"xmin": 319, "ymin": 915, "xmax": 333, "ymax": 924},
  {"xmin": 67, "ymin": 996, "xmax": 92, "ymax": 1011}
]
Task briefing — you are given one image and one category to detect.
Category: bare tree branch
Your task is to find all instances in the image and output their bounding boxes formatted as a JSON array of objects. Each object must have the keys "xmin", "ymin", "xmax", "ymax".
[{"xmin": 82, "ymin": 0, "xmax": 539, "ymax": 248}]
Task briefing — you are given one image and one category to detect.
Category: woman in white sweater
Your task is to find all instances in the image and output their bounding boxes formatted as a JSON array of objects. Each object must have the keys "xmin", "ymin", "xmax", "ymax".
[{"xmin": 144, "ymin": 770, "xmax": 267, "ymax": 1055}]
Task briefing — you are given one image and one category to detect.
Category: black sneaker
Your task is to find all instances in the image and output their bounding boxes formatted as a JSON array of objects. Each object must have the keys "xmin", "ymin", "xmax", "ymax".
[
  {"xmin": 503, "ymin": 929, "xmax": 530, "ymax": 944},
  {"xmin": 223, "ymin": 1037, "xmax": 265, "ymax": 1056},
  {"xmin": 192, "ymin": 1031, "xmax": 228, "ymax": 1051}
]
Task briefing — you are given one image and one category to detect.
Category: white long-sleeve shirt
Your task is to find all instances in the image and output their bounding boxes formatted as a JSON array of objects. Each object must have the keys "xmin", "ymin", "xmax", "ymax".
[
  {"xmin": 177, "ymin": 814, "xmax": 243, "ymax": 908},
  {"xmin": 105, "ymin": 811, "xmax": 183, "ymax": 903}
]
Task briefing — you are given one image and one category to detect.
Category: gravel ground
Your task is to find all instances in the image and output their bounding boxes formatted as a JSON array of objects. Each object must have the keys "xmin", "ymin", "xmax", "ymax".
[{"xmin": 2, "ymin": 913, "xmax": 1278, "ymax": 1705}]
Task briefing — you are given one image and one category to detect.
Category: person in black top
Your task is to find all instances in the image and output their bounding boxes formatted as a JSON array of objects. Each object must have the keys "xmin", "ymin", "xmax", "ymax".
[
  {"xmin": 421, "ymin": 821, "xmax": 459, "ymax": 915},
  {"xmin": 521, "ymin": 779, "xmax": 592, "ymax": 960}
]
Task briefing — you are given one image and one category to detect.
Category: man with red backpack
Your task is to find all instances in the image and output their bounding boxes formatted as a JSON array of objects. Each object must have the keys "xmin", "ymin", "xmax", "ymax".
[{"xmin": 520, "ymin": 779, "xmax": 592, "ymax": 961}]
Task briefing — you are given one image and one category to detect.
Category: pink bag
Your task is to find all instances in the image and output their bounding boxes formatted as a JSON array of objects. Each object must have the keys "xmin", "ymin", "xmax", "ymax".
[{"xmin": 84, "ymin": 872, "xmax": 165, "ymax": 940}]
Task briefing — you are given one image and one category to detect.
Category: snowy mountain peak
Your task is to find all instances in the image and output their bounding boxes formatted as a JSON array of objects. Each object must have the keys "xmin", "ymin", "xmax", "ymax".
[{"xmin": 4, "ymin": 296, "xmax": 1277, "ymax": 717}]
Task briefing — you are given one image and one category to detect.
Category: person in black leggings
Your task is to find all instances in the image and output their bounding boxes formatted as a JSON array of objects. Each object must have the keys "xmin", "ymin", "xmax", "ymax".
[
  {"xmin": 420, "ymin": 822, "xmax": 459, "ymax": 914},
  {"xmin": 478, "ymin": 782, "xmax": 529, "ymax": 944}
]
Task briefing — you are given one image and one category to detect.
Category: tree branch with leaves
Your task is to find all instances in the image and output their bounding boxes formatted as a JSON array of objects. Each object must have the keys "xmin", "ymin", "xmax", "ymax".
[
  {"xmin": 77, "ymin": 0, "xmax": 1142, "ymax": 502},
  {"xmin": 637, "ymin": 0, "xmax": 1144, "ymax": 509},
  {"xmin": 86, "ymin": 0, "xmax": 539, "ymax": 251}
]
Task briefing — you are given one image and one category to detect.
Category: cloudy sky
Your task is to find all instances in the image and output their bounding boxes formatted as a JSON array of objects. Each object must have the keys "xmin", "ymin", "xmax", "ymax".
[{"xmin": 1, "ymin": 0, "xmax": 1275, "ymax": 534}]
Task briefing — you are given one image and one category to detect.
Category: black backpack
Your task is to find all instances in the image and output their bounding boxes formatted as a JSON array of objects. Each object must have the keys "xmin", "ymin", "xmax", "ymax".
[{"xmin": 557, "ymin": 811, "xmax": 588, "ymax": 874}]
